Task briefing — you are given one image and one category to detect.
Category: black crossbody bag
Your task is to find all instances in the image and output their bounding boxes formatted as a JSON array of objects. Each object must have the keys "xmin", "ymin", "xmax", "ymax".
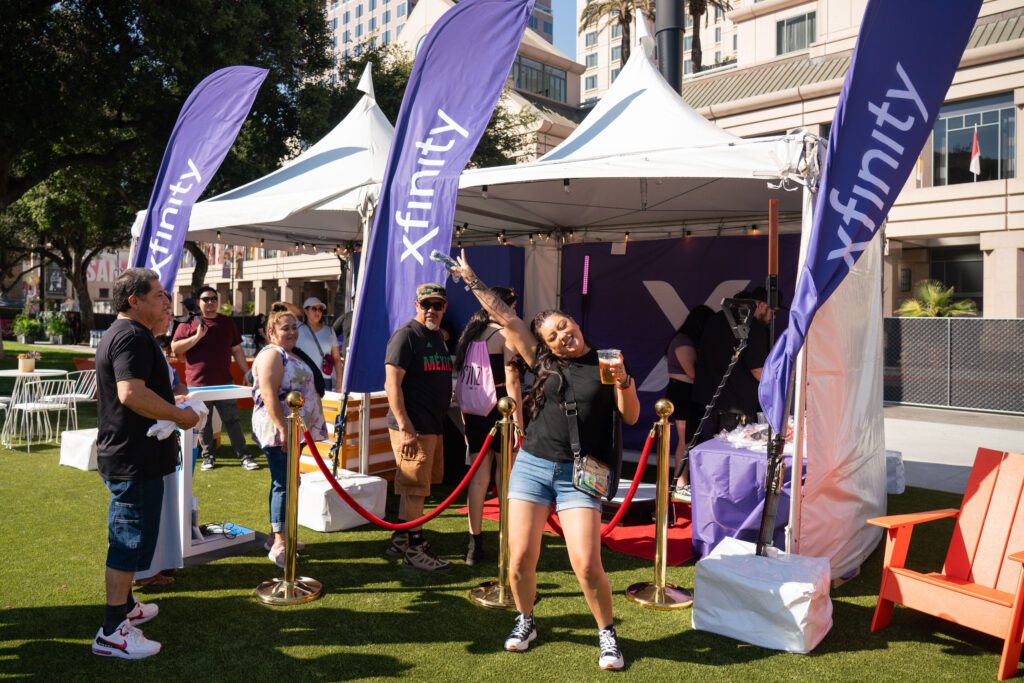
[{"xmin": 561, "ymin": 368, "xmax": 623, "ymax": 501}]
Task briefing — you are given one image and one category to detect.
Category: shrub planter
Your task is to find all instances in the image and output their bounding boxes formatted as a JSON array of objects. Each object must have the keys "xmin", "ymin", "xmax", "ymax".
[{"xmin": 16, "ymin": 335, "xmax": 35, "ymax": 345}]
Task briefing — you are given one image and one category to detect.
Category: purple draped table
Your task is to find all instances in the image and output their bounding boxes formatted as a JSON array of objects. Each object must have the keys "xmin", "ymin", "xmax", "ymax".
[{"xmin": 689, "ymin": 436, "xmax": 804, "ymax": 558}]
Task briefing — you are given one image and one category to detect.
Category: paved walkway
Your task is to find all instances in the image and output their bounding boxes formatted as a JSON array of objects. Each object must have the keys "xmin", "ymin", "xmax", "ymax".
[{"xmin": 884, "ymin": 404, "xmax": 1024, "ymax": 494}]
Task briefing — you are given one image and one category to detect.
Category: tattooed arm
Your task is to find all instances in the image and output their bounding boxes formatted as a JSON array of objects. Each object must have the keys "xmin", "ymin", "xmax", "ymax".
[{"xmin": 453, "ymin": 250, "xmax": 537, "ymax": 367}]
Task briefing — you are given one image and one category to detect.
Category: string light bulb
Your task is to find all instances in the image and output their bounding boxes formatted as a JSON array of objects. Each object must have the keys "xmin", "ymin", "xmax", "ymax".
[
  {"xmin": 624, "ymin": 231, "xmax": 630, "ymax": 241},
  {"xmin": 481, "ymin": 185, "xmax": 488, "ymax": 199},
  {"xmin": 563, "ymin": 179, "xmax": 571, "ymax": 194},
  {"xmin": 529, "ymin": 233, "xmax": 535, "ymax": 246},
  {"xmin": 259, "ymin": 238, "xmax": 265, "ymax": 247},
  {"xmin": 216, "ymin": 231, "xmax": 222, "ymax": 241},
  {"xmin": 750, "ymin": 224, "xmax": 759, "ymax": 235}
]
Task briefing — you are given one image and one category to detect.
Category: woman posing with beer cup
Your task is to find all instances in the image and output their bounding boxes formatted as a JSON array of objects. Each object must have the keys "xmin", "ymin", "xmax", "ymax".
[{"xmin": 451, "ymin": 251, "xmax": 639, "ymax": 671}]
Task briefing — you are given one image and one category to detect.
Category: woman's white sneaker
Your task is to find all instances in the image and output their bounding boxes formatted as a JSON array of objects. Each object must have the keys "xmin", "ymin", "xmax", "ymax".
[
  {"xmin": 504, "ymin": 613, "xmax": 537, "ymax": 652},
  {"xmin": 598, "ymin": 626, "xmax": 624, "ymax": 670},
  {"xmin": 92, "ymin": 619, "xmax": 161, "ymax": 659}
]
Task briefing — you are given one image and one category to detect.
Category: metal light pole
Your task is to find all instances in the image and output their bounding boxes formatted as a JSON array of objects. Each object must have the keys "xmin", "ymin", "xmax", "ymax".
[{"xmin": 655, "ymin": 0, "xmax": 684, "ymax": 94}]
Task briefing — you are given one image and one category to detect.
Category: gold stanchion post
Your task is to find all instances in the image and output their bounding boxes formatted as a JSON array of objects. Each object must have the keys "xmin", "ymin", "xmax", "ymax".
[
  {"xmin": 626, "ymin": 399, "xmax": 693, "ymax": 610},
  {"xmin": 256, "ymin": 391, "xmax": 323, "ymax": 605},
  {"xmin": 469, "ymin": 396, "xmax": 517, "ymax": 608}
]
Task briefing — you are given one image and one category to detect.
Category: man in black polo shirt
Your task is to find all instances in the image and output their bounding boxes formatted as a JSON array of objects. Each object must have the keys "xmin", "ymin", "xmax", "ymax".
[
  {"xmin": 383, "ymin": 283, "xmax": 454, "ymax": 572},
  {"xmin": 691, "ymin": 287, "xmax": 773, "ymax": 439},
  {"xmin": 92, "ymin": 268, "xmax": 199, "ymax": 660}
]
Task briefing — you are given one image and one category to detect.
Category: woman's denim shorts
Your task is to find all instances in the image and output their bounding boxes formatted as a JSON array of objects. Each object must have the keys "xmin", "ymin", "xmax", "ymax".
[{"xmin": 507, "ymin": 449, "xmax": 602, "ymax": 512}]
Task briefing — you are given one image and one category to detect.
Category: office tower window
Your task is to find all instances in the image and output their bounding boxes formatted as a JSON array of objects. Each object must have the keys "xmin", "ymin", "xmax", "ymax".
[
  {"xmin": 933, "ymin": 94, "xmax": 1016, "ymax": 186},
  {"xmin": 585, "ymin": 31, "xmax": 597, "ymax": 47},
  {"xmin": 382, "ymin": 30, "xmax": 390, "ymax": 44},
  {"xmin": 684, "ymin": 35, "xmax": 692, "ymax": 51},
  {"xmin": 383, "ymin": 9, "xmax": 390, "ymax": 23},
  {"xmin": 714, "ymin": 27, "xmax": 720, "ymax": 43},
  {"xmin": 611, "ymin": 67, "xmax": 620, "ymax": 83},
  {"xmin": 611, "ymin": 45, "xmax": 621, "ymax": 62},
  {"xmin": 585, "ymin": 74, "xmax": 598, "ymax": 90},
  {"xmin": 585, "ymin": 52, "xmax": 598, "ymax": 69},
  {"xmin": 733, "ymin": 34, "xmax": 737, "ymax": 50},
  {"xmin": 397, "ymin": 2, "xmax": 406, "ymax": 16},
  {"xmin": 776, "ymin": 12, "xmax": 816, "ymax": 55},
  {"xmin": 356, "ymin": 4, "xmax": 363, "ymax": 17},
  {"xmin": 611, "ymin": 23, "xmax": 621, "ymax": 38}
]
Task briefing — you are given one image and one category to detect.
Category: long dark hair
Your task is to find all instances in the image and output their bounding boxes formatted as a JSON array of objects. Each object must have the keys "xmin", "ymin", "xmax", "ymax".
[
  {"xmin": 453, "ymin": 286, "xmax": 517, "ymax": 372},
  {"xmin": 524, "ymin": 309, "xmax": 579, "ymax": 422},
  {"xmin": 670, "ymin": 304, "xmax": 714, "ymax": 352}
]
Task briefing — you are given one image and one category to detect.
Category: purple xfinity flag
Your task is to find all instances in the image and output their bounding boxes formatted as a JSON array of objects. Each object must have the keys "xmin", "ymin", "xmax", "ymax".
[
  {"xmin": 758, "ymin": 0, "xmax": 981, "ymax": 432},
  {"xmin": 132, "ymin": 66, "xmax": 267, "ymax": 290},
  {"xmin": 345, "ymin": 0, "xmax": 535, "ymax": 392}
]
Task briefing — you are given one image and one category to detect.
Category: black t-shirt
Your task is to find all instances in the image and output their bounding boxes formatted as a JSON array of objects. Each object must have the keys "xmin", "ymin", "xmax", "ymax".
[
  {"xmin": 385, "ymin": 319, "xmax": 453, "ymax": 435},
  {"xmin": 521, "ymin": 348, "xmax": 618, "ymax": 465},
  {"xmin": 692, "ymin": 310, "xmax": 769, "ymax": 418},
  {"xmin": 96, "ymin": 318, "xmax": 179, "ymax": 481}
]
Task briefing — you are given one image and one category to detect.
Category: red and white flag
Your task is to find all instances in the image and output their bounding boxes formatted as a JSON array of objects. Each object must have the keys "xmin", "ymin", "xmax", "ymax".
[{"xmin": 969, "ymin": 127, "xmax": 981, "ymax": 177}]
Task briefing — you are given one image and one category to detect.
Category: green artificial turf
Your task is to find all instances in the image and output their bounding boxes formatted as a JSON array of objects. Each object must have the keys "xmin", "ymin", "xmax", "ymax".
[{"xmin": 0, "ymin": 343, "xmax": 1007, "ymax": 680}]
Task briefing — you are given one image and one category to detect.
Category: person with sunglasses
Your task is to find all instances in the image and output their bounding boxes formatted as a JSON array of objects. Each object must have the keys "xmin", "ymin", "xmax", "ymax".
[
  {"xmin": 171, "ymin": 285, "xmax": 255, "ymax": 472},
  {"xmin": 296, "ymin": 297, "xmax": 343, "ymax": 391},
  {"xmin": 383, "ymin": 283, "xmax": 455, "ymax": 572}
]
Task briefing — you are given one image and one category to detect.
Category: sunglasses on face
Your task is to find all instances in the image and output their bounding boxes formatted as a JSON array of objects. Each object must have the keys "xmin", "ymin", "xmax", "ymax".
[
  {"xmin": 199, "ymin": 296, "xmax": 218, "ymax": 303},
  {"xmin": 305, "ymin": 306, "xmax": 326, "ymax": 313},
  {"xmin": 419, "ymin": 301, "xmax": 445, "ymax": 312}
]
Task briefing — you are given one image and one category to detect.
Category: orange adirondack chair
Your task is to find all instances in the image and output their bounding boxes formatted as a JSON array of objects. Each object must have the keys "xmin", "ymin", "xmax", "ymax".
[{"xmin": 868, "ymin": 448, "xmax": 1024, "ymax": 680}]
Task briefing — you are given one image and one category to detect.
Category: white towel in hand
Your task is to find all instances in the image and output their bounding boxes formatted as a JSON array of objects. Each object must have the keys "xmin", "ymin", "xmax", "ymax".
[{"xmin": 147, "ymin": 399, "xmax": 209, "ymax": 441}]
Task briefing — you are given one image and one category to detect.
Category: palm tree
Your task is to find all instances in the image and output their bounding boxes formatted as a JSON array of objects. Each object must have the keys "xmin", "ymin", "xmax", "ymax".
[
  {"xmin": 895, "ymin": 280, "xmax": 978, "ymax": 317},
  {"xmin": 578, "ymin": 0, "xmax": 654, "ymax": 67},
  {"xmin": 688, "ymin": 1, "xmax": 732, "ymax": 74},
  {"xmin": 578, "ymin": 0, "xmax": 730, "ymax": 74}
]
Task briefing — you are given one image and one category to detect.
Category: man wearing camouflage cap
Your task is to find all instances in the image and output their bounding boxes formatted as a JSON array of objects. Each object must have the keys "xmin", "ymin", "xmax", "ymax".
[{"xmin": 383, "ymin": 283, "xmax": 455, "ymax": 571}]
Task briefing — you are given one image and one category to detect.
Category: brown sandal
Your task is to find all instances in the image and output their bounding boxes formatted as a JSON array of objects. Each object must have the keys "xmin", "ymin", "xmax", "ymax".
[{"xmin": 133, "ymin": 573, "xmax": 175, "ymax": 589}]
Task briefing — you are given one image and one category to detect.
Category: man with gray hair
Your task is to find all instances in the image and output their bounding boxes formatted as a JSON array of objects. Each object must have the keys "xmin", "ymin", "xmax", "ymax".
[{"xmin": 92, "ymin": 268, "xmax": 199, "ymax": 659}]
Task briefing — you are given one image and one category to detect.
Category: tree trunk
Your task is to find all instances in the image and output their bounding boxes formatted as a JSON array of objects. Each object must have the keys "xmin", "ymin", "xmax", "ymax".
[
  {"xmin": 621, "ymin": 11, "xmax": 633, "ymax": 65},
  {"xmin": 71, "ymin": 265, "xmax": 94, "ymax": 342},
  {"xmin": 185, "ymin": 241, "xmax": 208, "ymax": 295},
  {"xmin": 690, "ymin": 0, "xmax": 706, "ymax": 73}
]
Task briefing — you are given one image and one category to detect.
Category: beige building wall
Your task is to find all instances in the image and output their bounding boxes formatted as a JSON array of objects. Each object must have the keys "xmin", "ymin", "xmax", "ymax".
[{"xmin": 683, "ymin": 0, "xmax": 1024, "ymax": 317}]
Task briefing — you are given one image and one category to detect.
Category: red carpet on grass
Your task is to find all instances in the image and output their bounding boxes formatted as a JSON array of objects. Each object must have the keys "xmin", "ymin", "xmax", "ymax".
[{"xmin": 457, "ymin": 499, "xmax": 693, "ymax": 566}]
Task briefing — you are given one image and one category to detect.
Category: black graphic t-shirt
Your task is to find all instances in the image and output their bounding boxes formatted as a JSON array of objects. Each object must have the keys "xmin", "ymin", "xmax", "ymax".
[
  {"xmin": 521, "ymin": 349, "xmax": 618, "ymax": 465},
  {"xmin": 385, "ymin": 319, "xmax": 453, "ymax": 435}
]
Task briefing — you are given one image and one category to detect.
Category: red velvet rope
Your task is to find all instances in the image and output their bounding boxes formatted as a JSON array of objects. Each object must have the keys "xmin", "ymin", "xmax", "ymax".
[
  {"xmin": 305, "ymin": 427, "xmax": 495, "ymax": 531},
  {"xmin": 544, "ymin": 429, "xmax": 656, "ymax": 540}
]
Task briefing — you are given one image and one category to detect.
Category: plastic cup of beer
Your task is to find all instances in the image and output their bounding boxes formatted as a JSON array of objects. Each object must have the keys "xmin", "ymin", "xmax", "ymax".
[{"xmin": 598, "ymin": 349, "xmax": 622, "ymax": 385}]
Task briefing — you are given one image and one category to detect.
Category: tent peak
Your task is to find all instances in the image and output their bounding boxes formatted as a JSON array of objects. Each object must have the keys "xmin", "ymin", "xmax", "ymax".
[
  {"xmin": 635, "ymin": 14, "xmax": 654, "ymax": 58},
  {"xmin": 358, "ymin": 63, "xmax": 375, "ymax": 101}
]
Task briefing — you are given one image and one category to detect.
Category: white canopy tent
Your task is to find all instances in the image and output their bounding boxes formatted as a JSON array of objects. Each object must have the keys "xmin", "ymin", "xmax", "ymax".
[
  {"xmin": 455, "ymin": 28, "xmax": 808, "ymax": 240},
  {"xmin": 130, "ymin": 66, "xmax": 393, "ymax": 250},
  {"xmin": 452, "ymin": 27, "xmax": 884, "ymax": 581}
]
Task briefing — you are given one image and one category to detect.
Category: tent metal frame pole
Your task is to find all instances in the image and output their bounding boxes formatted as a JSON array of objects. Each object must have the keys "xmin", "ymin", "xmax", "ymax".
[
  {"xmin": 785, "ymin": 182, "xmax": 816, "ymax": 554},
  {"xmin": 342, "ymin": 195, "xmax": 376, "ymax": 476}
]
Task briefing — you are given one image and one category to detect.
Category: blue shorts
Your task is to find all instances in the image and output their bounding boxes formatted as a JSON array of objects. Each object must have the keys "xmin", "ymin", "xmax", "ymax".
[
  {"xmin": 507, "ymin": 449, "xmax": 602, "ymax": 513},
  {"xmin": 105, "ymin": 478, "xmax": 164, "ymax": 573}
]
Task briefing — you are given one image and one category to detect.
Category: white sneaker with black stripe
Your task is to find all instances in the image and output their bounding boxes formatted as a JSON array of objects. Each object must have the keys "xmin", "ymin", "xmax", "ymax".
[
  {"xmin": 504, "ymin": 613, "xmax": 537, "ymax": 652},
  {"xmin": 598, "ymin": 626, "xmax": 624, "ymax": 670},
  {"xmin": 92, "ymin": 619, "xmax": 161, "ymax": 660}
]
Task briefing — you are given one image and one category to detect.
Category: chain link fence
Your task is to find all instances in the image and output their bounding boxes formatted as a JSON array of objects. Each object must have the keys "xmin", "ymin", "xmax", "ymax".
[{"xmin": 883, "ymin": 318, "xmax": 1024, "ymax": 414}]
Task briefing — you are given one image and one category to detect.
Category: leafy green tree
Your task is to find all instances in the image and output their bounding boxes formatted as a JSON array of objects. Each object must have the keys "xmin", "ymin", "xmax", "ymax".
[
  {"xmin": 895, "ymin": 280, "xmax": 978, "ymax": 318},
  {"xmin": 1, "ymin": 0, "xmax": 337, "ymax": 329}
]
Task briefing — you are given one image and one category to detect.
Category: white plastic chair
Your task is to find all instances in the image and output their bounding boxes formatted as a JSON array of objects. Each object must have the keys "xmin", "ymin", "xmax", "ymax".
[
  {"xmin": 44, "ymin": 370, "xmax": 96, "ymax": 431},
  {"xmin": 9, "ymin": 379, "xmax": 74, "ymax": 451}
]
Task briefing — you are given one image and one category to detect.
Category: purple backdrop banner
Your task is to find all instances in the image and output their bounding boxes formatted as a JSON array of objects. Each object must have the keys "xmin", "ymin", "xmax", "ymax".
[
  {"xmin": 758, "ymin": 0, "xmax": 982, "ymax": 431},
  {"xmin": 560, "ymin": 235, "xmax": 798, "ymax": 449},
  {"xmin": 345, "ymin": 0, "xmax": 535, "ymax": 392},
  {"xmin": 132, "ymin": 66, "xmax": 267, "ymax": 290}
]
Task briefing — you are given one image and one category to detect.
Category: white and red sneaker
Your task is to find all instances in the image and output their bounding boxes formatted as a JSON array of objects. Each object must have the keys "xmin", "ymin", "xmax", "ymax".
[
  {"xmin": 92, "ymin": 619, "xmax": 161, "ymax": 659},
  {"xmin": 126, "ymin": 599, "xmax": 159, "ymax": 626}
]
